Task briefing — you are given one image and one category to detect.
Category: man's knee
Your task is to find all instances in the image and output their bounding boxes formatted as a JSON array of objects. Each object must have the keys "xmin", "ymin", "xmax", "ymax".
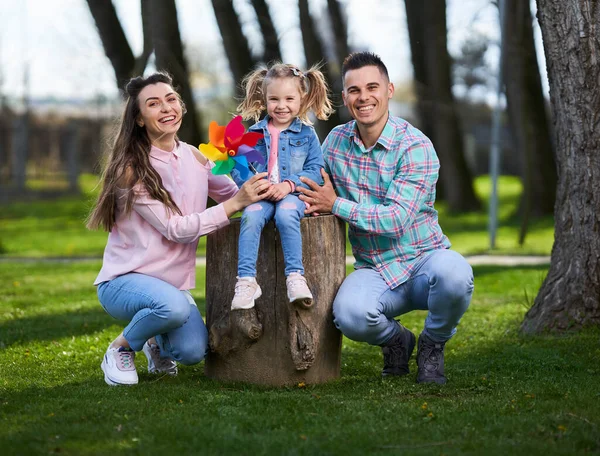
[
  {"xmin": 333, "ymin": 298, "xmax": 379, "ymax": 342},
  {"xmin": 430, "ymin": 251, "xmax": 474, "ymax": 302}
]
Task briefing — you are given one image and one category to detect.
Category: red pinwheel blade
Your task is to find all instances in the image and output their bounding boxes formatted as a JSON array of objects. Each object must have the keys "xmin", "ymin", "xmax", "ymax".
[
  {"xmin": 238, "ymin": 132, "xmax": 263, "ymax": 148},
  {"xmin": 224, "ymin": 116, "xmax": 245, "ymax": 150}
]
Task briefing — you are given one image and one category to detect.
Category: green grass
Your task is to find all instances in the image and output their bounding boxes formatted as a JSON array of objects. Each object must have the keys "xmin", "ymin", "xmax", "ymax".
[
  {"xmin": 0, "ymin": 174, "xmax": 554, "ymax": 258},
  {"xmin": 1, "ymin": 261, "xmax": 598, "ymax": 455}
]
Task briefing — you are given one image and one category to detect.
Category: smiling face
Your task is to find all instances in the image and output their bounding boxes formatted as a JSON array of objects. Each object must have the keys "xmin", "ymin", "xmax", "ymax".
[
  {"xmin": 342, "ymin": 65, "xmax": 394, "ymax": 132},
  {"xmin": 137, "ymin": 82, "xmax": 183, "ymax": 146},
  {"xmin": 265, "ymin": 77, "xmax": 303, "ymax": 130}
]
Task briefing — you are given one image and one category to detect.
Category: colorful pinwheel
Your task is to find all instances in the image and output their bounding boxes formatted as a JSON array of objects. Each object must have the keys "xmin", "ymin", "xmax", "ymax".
[{"xmin": 199, "ymin": 116, "xmax": 265, "ymax": 180}]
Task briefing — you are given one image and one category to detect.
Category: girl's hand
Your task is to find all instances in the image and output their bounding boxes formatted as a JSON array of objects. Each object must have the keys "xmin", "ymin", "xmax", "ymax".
[
  {"xmin": 223, "ymin": 173, "xmax": 270, "ymax": 216},
  {"xmin": 266, "ymin": 182, "xmax": 292, "ymax": 201}
]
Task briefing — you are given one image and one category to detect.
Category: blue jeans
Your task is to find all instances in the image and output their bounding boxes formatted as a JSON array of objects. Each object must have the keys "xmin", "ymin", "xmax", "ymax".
[
  {"xmin": 333, "ymin": 249, "xmax": 474, "ymax": 345},
  {"xmin": 238, "ymin": 194, "xmax": 306, "ymax": 277},
  {"xmin": 97, "ymin": 273, "xmax": 208, "ymax": 365}
]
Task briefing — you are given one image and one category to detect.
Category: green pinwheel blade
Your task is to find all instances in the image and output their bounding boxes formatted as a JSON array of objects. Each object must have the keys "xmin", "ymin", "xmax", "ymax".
[{"xmin": 211, "ymin": 158, "xmax": 235, "ymax": 175}]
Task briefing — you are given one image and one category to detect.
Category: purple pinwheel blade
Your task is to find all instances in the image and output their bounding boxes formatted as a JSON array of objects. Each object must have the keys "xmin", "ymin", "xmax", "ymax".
[{"xmin": 237, "ymin": 144, "xmax": 265, "ymax": 165}]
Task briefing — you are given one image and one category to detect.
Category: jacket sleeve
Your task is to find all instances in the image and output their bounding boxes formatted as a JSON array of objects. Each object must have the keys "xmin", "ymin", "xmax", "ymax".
[{"xmin": 285, "ymin": 127, "xmax": 325, "ymax": 190}]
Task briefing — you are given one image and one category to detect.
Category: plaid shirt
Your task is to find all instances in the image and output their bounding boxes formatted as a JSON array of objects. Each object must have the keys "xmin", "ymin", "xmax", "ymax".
[{"xmin": 323, "ymin": 116, "xmax": 451, "ymax": 289}]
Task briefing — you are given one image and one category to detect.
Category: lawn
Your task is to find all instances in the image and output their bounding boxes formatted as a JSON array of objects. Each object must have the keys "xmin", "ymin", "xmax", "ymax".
[
  {"xmin": 0, "ymin": 174, "xmax": 554, "ymax": 258},
  {"xmin": 1, "ymin": 261, "xmax": 598, "ymax": 455}
]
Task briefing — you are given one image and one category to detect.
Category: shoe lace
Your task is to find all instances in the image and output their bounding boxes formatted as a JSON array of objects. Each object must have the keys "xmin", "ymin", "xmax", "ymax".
[
  {"xmin": 117, "ymin": 349, "xmax": 134, "ymax": 370},
  {"xmin": 287, "ymin": 275, "xmax": 307, "ymax": 292},
  {"xmin": 234, "ymin": 281, "xmax": 255, "ymax": 299},
  {"xmin": 149, "ymin": 344, "xmax": 175, "ymax": 371},
  {"xmin": 382, "ymin": 342, "xmax": 405, "ymax": 367},
  {"xmin": 419, "ymin": 340, "xmax": 443, "ymax": 371}
]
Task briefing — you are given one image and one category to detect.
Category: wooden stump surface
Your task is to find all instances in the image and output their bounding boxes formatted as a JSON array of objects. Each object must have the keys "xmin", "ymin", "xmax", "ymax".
[{"xmin": 205, "ymin": 214, "xmax": 346, "ymax": 386}]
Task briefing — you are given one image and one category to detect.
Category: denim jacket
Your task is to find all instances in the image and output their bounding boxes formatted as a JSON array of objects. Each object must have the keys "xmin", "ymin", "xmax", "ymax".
[{"xmin": 230, "ymin": 116, "xmax": 324, "ymax": 191}]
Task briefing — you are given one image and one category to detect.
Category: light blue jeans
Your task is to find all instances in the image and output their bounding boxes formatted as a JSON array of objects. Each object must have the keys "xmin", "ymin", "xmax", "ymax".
[
  {"xmin": 333, "ymin": 249, "xmax": 474, "ymax": 345},
  {"xmin": 97, "ymin": 273, "xmax": 208, "ymax": 365},
  {"xmin": 238, "ymin": 194, "xmax": 306, "ymax": 277}
]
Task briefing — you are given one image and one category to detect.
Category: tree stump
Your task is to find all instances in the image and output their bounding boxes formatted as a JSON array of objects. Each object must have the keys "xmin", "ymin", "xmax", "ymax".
[{"xmin": 205, "ymin": 214, "xmax": 346, "ymax": 386}]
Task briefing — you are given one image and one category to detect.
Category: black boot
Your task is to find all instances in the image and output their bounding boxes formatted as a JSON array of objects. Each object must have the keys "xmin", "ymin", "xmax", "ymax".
[
  {"xmin": 416, "ymin": 332, "xmax": 447, "ymax": 384},
  {"xmin": 380, "ymin": 322, "xmax": 416, "ymax": 377}
]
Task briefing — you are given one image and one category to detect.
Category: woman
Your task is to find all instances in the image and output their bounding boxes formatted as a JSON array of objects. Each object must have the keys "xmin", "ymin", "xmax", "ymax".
[{"xmin": 87, "ymin": 72, "xmax": 270, "ymax": 386}]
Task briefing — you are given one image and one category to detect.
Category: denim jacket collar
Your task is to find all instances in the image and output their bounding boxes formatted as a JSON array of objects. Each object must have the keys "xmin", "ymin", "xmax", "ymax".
[{"xmin": 249, "ymin": 115, "xmax": 304, "ymax": 134}]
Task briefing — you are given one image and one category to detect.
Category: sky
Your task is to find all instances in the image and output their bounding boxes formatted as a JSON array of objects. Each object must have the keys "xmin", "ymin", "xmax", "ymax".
[{"xmin": 0, "ymin": 0, "xmax": 545, "ymax": 102}]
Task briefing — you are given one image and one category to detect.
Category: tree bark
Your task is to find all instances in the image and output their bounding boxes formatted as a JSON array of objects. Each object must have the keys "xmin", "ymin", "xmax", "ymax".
[
  {"xmin": 327, "ymin": 0, "xmax": 350, "ymax": 66},
  {"xmin": 150, "ymin": 0, "xmax": 202, "ymax": 145},
  {"xmin": 205, "ymin": 215, "xmax": 346, "ymax": 386},
  {"xmin": 326, "ymin": 0, "xmax": 352, "ymax": 124},
  {"xmin": 211, "ymin": 0, "xmax": 256, "ymax": 95},
  {"xmin": 521, "ymin": 0, "xmax": 600, "ymax": 333},
  {"xmin": 503, "ymin": 0, "xmax": 556, "ymax": 244},
  {"xmin": 299, "ymin": 0, "xmax": 344, "ymax": 140},
  {"xmin": 405, "ymin": 0, "xmax": 481, "ymax": 212},
  {"xmin": 86, "ymin": 0, "xmax": 135, "ymax": 90},
  {"xmin": 86, "ymin": 0, "xmax": 152, "ymax": 90},
  {"xmin": 250, "ymin": 0, "xmax": 282, "ymax": 64}
]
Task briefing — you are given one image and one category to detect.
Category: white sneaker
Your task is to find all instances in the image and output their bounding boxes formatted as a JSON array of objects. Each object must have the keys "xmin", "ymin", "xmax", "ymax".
[
  {"xmin": 142, "ymin": 342, "xmax": 178, "ymax": 375},
  {"xmin": 286, "ymin": 272, "xmax": 313, "ymax": 308},
  {"xmin": 231, "ymin": 277, "xmax": 262, "ymax": 310},
  {"xmin": 101, "ymin": 346, "xmax": 138, "ymax": 386}
]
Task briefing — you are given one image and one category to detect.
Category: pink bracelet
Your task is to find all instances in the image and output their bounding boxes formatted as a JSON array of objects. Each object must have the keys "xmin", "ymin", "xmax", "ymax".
[{"xmin": 285, "ymin": 180, "xmax": 295, "ymax": 192}]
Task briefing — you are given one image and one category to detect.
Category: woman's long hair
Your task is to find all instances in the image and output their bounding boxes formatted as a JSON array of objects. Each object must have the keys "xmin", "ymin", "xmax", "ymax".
[{"xmin": 87, "ymin": 72, "xmax": 184, "ymax": 232}]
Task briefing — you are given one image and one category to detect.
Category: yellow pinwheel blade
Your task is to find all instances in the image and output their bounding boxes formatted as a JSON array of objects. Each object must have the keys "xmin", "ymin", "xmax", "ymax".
[{"xmin": 199, "ymin": 143, "xmax": 228, "ymax": 162}]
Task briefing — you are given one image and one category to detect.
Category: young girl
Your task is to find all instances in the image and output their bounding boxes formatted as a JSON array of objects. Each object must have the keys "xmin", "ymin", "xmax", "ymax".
[
  {"xmin": 230, "ymin": 63, "xmax": 333, "ymax": 314},
  {"xmin": 87, "ymin": 72, "xmax": 270, "ymax": 386}
]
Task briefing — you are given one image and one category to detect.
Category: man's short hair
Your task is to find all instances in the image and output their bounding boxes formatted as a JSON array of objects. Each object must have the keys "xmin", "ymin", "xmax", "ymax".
[{"xmin": 341, "ymin": 52, "xmax": 390, "ymax": 82}]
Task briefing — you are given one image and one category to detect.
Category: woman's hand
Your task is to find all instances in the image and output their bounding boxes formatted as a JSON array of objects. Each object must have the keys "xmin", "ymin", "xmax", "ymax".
[{"xmin": 223, "ymin": 173, "xmax": 270, "ymax": 216}]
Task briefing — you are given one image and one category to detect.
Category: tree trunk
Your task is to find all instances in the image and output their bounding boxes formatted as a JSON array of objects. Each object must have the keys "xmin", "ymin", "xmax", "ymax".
[
  {"xmin": 503, "ymin": 0, "xmax": 556, "ymax": 244},
  {"xmin": 150, "ymin": 0, "xmax": 202, "ymax": 146},
  {"xmin": 205, "ymin": 215, "xmax": 346, "ymax": 386},
  {"xmin": 299, "ymin": 0, "xmax": 344, "ymax": 140},
  {"xmin": 134, "ymin": 0, "xmax": 154, "ymax": 76},
  {"xmin": 405, "ymin": 0, "xmax": 481, "ymax": 212},
  {"xmin": 250, "ymin": 0, "xmax": 281, "ymax": 64},
  {"xmin": 86, "ymin": 0, "xmax": 135, "ymax": 89},
  {"xmin": 326, "ymin": 0, "xmax": 352, "ymax": 124},
  {"xmin": 211, "ymin": 0, "xmax": 256, "ymax": 95},
  {"xmin": 327, "ymin": 0, "xmax": 350, "ymax": 66},
  {"xmin": 521, "ymin": 0, "xmax": 600, "ymax": 333}
]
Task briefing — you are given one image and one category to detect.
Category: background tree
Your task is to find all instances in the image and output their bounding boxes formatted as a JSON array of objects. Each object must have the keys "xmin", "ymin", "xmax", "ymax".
[
  {"xmin": 150, "ymin": 0, "xmax": 202, "ymax": 145},
  {"xmin": 299, "ymin": 0, "xmax": 344, "ymax": 139},
  {"xmin": 86, "ymin": 0, "xmax": 152, "ymax": 90},
  {"xmin": 211, "ymin": 0, "xmax": 257, "ymax": 96},
  {"xmin": 250, "ymin": 0, "xmax": 282, "ymax": 64},
  {"xmin": 326, "ymin": 0, "xmax": 352, "ymax": 123},
  {"xmin": 502, "ymin": 0, "xmax": 556, "ymax": 244},
  {"xmin": 521, "ymin": 0, "xmax": 600, "ymax": 333},
  {"xmin": 405, "ymin": 0, "xmax": 480, "ymax": 212}
]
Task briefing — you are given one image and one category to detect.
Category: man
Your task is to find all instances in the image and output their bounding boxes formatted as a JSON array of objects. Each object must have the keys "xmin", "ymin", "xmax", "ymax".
[{"xmin": 298, "ymin": 52, "xmax": 474, "ymax": 384}]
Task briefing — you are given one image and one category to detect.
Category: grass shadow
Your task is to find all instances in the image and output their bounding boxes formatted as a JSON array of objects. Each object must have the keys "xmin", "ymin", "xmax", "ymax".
[{"xmin": 0, "ymin": 308, "xmax": 115, "ymax": 348}]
